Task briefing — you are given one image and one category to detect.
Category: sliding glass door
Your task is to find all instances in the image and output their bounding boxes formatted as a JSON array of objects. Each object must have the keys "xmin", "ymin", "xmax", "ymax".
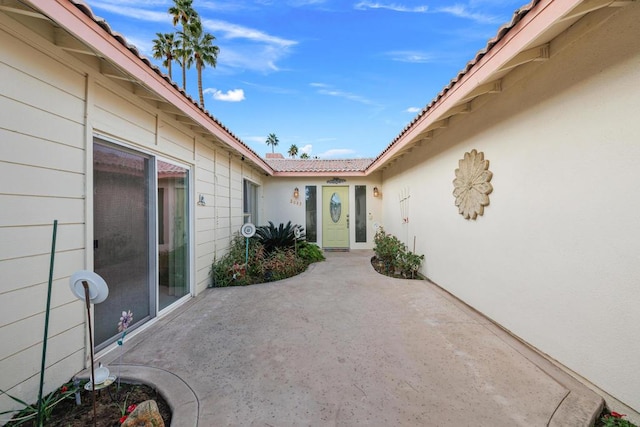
[
  {"xmin": 93, "ymin": 143, "xmax": 152, "ymax": 347},
  {"xmin": 93, "ymin": 141, "xmax": 190, "ymax": 348}
]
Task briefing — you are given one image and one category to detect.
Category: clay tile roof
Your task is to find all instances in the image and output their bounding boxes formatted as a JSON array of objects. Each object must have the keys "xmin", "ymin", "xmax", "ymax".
[{"xmin": 265, "ymin": 158, "xmax": 375, "ymax": 173}]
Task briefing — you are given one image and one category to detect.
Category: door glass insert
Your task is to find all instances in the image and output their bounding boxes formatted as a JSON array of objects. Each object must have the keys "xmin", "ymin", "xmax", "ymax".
[
  {"xmin": 355, "ymin": 185, "xmax": 367, "ymax": 243},
  {"xmin": 93, "ymin": 143, "xmax": 151, "ymax": 347},
  {"xmin": 330, "ymin": 192, "xmax": 342, "ymax": 223},
  {"xmin": 305, "ymin": 186, "xmax": 317, "ymax": 242},
  {"xmin": 158, "ymin": 160, "xmax": 189, "ymax": 311}
]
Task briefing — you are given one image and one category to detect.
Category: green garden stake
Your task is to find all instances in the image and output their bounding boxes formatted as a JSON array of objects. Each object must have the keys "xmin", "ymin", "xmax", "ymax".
[{"xmin": 37, "ymin": 219, "xmax": 57, "ymax": 426}]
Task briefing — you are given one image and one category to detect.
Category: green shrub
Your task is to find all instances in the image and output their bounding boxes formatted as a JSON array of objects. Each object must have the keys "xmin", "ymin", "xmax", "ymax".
[
  {"xmin": 374, "ymin": 228, "xmax": 403, "ymax": 268},
  {"xmin": 259, "ymin": 248, "xmax": 307, "ymax": 282},
  {"xmin": 398, "ymin": 250, "xmax": 425, "ymax": 279},
  {"xmin": 211, "ymin": 226, "xmax": 319, "ymax": 287},
  {"xmin": 601, "ymin": 412, "xmax": 637, "ymax": 427},
  {"xmin": 297, "ymin": 241, "xmax": 325, "ymax": 263},
  {"xmin": 373, "ymin": 227, "xmax": 424, "ymax": 279},
  {"xmin": 211, "ymin": 234, "xmax": 264, "ymax": 287},
  {"xmin": 255, "ymin": 221, "xmax": 304, "ymax": 253}
]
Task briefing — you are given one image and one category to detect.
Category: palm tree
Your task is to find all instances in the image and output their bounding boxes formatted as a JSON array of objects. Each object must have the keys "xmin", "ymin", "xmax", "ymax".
[
  {"xmin": 168, "ymin": 0, "xmax": 201, "ymax": 91},
  {"xmin": 300, "ymin": 153, "xmax": 309, "ymax": 159},
  {"xmin": 152, "ymin": 32, "xmax": 177, "ymax": 80},
  {"xmin": 191, "ymin": 26, "xmax": 219, "ymax": 108},
  {"xmin": 288, "ymin": 144, "xmax": 299, "ymax": 158},
  {"xmin": 266, "ymin": 133, "xmax": 279, "ymax": 153}
]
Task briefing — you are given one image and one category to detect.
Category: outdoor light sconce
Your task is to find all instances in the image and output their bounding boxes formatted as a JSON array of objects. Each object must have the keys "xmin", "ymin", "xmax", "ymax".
[
  {"xmin": 293, "ymin": 187, "xmax": 299, "ymax": 199},
  {"xmin": 373, "ymin": 186, "xmax": 380, "ymax": 197}
]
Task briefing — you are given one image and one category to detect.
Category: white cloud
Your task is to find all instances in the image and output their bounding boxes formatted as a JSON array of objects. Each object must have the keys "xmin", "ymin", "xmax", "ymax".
[
  {"xmin": 384, "ymin": 50, "xmax": 433, "ymax": 63},
  {"xmin": 204, "ymin": 88, "xmax": 246, "ymax": 102},
  {"xmin": 202, "ymin": 19, "xmax": 297, "ymax": 47},
  {"xmin": 354, "ymin": 1, "xmax": 428, "ymax": 13},
  {"xmin": 312, "ymin": 83, "xmax": 375, "ymax": 105},
  {"xmin": 299, "ymin": 144, "xmax": 313, "ymax": 155},
  {"xmin": 202, "ymin": 19, "xmax": 298, "ymax": 73},
  {"xmin": 198, "ymin": 1, "xmax": 252, "ymax": 12},
  {"xmin": 86, "ymin": 2, "xmax": 298, "ymax": 73},
  {"xmin": 353, "ymin": 1, "xmax": 503, "ymax": 24},
  {"xmin": 317, "ymin": 89, "xmax": 374, "ymax": 105},
  {"xmin": 405, "ymin": 107, "xmax": 421, "ymax": 113},
  {"xmin": 86, "ymin": 2, "xmax": 169, "ymax": 21},
  {"xmin": 435, "ymin": 5, "xmax": 501, "ymax": 24},
  {"xmin": 319, "ymin": 148, "xmax": 356, "ymax": 158},
  {"xmin": 121, "ymin": 35, "xmax": 153, "ymax": 55}
]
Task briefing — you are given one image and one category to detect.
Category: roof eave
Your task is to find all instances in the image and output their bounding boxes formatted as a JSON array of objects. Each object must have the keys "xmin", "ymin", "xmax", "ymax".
[
  {"xmin": 366, "ymin": 0, "xmax": 590, "ymax": 174},
  {"xmin": 29, "ymin": 0, "xmax": 274, "ymax": 175}
]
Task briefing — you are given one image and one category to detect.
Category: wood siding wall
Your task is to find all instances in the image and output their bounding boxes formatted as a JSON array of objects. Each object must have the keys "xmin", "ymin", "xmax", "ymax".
[{"xmin": 0, "ymin": 10, "xmax": 263, "ymax": 414}]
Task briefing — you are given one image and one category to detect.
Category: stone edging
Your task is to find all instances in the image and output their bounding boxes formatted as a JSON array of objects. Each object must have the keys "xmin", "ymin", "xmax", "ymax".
[{"xmin": 77, "ymin": 364, "xmax": 198, "ymax": 427}]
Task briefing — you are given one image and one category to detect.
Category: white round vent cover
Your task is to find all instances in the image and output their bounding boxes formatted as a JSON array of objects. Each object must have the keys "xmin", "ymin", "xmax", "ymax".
[{"xmin": 241, "ymin": 223, "xmax": 256, "ymax": 238}]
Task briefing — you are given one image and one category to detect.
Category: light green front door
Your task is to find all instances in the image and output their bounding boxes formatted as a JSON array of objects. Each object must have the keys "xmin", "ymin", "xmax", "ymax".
[{"xmin": 322, "ymin": 186, "xmax": 349, "ymax": 249}]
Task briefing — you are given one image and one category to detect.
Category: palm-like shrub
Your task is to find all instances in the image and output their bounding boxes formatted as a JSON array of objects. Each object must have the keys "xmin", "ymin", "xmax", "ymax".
[{"xmin": 255, "ymin": 221, "xmax": 305, "ymax": 252}]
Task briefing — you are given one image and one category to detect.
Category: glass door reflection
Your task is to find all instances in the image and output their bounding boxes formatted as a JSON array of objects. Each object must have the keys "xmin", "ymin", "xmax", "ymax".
[{"xmin": 157, "ymin": 160, "xmax": 189, "ymax": 310}]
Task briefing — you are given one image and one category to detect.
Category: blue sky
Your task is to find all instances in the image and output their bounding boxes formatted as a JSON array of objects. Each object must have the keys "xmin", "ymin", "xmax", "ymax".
[{"xmin": 85, "ymin": 0, "xmax": 525, "ymax": 158}]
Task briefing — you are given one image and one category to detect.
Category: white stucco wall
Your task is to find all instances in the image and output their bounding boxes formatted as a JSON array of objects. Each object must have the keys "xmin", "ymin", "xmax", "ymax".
[
  {"xmin": 381, "ymin": 4, "xmax": 640, "ymax": 411},
  {"xmin": 0, "ymin": 9, "xmax": 263, "ymax": 415},
  {"xmin": 263, "ymin": 176, "xmax": 383, "ymax": 250}
]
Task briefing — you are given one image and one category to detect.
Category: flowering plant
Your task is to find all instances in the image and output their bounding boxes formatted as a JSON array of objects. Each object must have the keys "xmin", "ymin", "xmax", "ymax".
[
  {"xmin": 601, "ymin": 411, "xmax": 637, "ymax": 427},
  {"xmin": 116, "ymin": 395, "xmax": 137, "ymax": 424}
]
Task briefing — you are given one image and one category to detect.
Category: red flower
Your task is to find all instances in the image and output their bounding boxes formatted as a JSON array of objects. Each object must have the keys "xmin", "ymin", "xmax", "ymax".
[
  {"xmin": 610, "ymin": 412, "xmax": 626, "ymax": 418},
  {"xmin": 60, "ymin": 386, "xmax": 68, "ymax": 393},
  {"xmin": 119, "ymin": 415, "xmax": 128, "ymax": 424},
  {"xmin": 126, "ymin": 404, "xmax": 137, "ymax": 414}
]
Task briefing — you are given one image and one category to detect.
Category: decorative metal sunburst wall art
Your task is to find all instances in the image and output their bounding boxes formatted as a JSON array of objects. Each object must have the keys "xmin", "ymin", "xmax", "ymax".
[{"xmin": 453, "ymin": 149, "xmax": 493, "ymax": 220}]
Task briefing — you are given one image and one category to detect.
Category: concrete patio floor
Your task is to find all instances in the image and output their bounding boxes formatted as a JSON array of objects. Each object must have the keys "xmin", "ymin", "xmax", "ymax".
[{"xmin": 99, "ymin": 250, "xmax": 603, "ymax": 426}]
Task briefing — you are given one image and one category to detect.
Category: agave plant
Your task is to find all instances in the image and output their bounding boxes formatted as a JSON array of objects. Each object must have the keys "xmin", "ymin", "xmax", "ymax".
[{"xmin": 255, "ymin": 221, "xmax": 305, "ymax": 252}]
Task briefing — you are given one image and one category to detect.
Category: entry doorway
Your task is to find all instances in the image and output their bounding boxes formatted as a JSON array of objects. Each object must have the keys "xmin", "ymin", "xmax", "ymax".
[{"xmin": 322, "ymin": 186, "xmax": 349, "ymax": 249}]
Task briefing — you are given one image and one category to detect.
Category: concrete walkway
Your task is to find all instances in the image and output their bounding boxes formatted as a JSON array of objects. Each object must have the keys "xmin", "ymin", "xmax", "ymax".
[{"xmin": 99, "ymin": 251, "xmax": 602, "ymax": 426}]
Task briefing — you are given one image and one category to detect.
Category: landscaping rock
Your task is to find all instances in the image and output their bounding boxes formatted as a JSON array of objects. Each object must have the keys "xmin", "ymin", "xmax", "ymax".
[{"xmin": 122, "ymin": 400, "xmax": 165, "ymax": 427}]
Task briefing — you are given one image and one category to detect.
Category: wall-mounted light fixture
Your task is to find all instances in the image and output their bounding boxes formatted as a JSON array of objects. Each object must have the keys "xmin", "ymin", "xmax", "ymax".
[
  {"xmin": 373, "ymin": 186, "xmax": 380, "ymax": 197},
  {"xmin": 197, "ymin": 194, "xmax": 206, "ymax": 206},
  {"xmin": 293, "ymin": 187, "xmax": 299, "ymax": 199}
]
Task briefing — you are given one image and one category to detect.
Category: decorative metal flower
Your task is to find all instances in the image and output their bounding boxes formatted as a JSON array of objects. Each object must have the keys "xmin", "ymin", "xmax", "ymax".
[
  {"xmin": 453, "ymin": 149, "xmax": 493, "ymax": 220},
  {"xmin": 118, "ymin": 310, "xmax": 133, "ymax": 332}
]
